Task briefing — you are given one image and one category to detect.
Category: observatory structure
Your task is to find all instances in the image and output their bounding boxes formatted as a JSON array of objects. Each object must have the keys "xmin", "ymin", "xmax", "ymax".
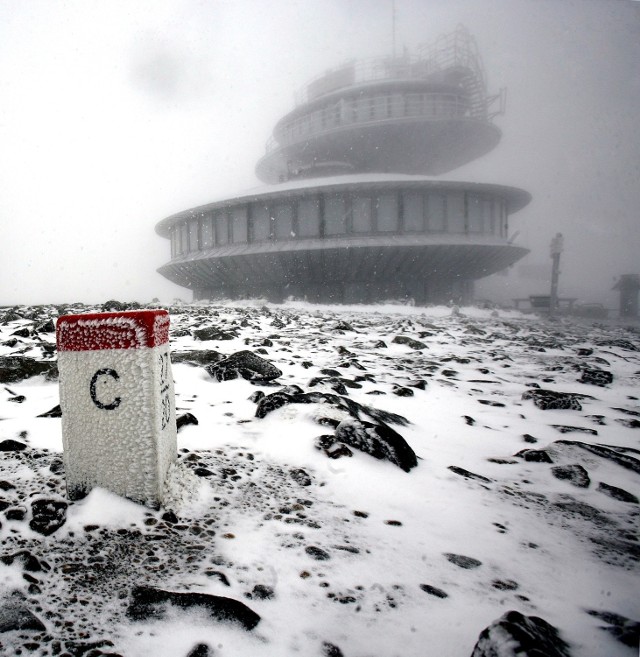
[{"xmin": 155, "ymin": 26, "xmax": 530, "ymax": 304}]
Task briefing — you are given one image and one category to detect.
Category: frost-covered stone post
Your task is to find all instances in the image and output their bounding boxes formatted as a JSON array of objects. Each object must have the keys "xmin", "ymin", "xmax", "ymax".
[{"xmin": 56, "ymin": 310, "xmax": 177, "ymax": 508}]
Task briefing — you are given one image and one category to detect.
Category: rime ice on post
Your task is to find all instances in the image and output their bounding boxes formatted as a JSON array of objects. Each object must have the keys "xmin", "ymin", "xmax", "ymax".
[{"xmin": 56, "ymin": 310, "xmax": 177, "ymax": 508}]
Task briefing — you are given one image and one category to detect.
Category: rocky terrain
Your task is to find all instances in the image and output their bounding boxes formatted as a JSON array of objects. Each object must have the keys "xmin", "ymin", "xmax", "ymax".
[{"xmin": 0, "ymin": 300, "xmax": 638, "ymax": 657}]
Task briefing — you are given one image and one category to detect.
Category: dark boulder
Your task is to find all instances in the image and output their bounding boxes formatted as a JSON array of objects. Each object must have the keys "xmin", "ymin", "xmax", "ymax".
[
  {"xmin": 553, "ymin": 441, "xmax": 640, "ymax": 474},
  {"xmin": 515, "ymin": 449, "xmax": 553, "ymax": 463},
  {"xmin": 186, "ymin": 644, "xmax": 213, "ymax": 657},
  {"xmin": 470, "ymin": 610, "xmax": 572, "ymax": 656},
  {"xmin": 392, "ymin": 335, "xmax": 427, "ymax": 350},
  {"xmin": 206, "ymin": 351, "xmax": 282, "ymax": 382},
  {"xmin": 0, "ymin": 591, "xmax": 46, "ymax": 633},
  {"xmin": 597, "ymin": 482, "xmax": 638, "ymax": 504},
  {"xmin": 586, "ymin": 609, "xmax": 640, "ymax": 648},
  {"xmin": 176, "ymin": 413, "xmax": 199, "ymax": 431},
  {"xmin": 126, "ymin": 585, "xmax": 260, "ymax": 630},
  {"xmin": 254, "ymin": 389, "xmax": 409, "ymax": 427},
  {"xmin": 36, "ymin": 319, "xmax": 56, "ymax": 333},
  {"xmin": 335, "ymin": 418, "xmax": 418, "ymax": 472},
  {"xmin": 172, "ymin": 350, "xmax": 223, "ymax": 367},
  {"xmin": 29, "ymin": 498, "xmax": 67, "ymax": 536},
  {"xmin": 552, "ymin": 425, "xmax": 598, "ymax": 436},
  {"xmin": 37, "ymin": 404, "xmax": 62, "ymax": 418},
  {"xmin": 579, "ymin": 368, "xmax": 613, "ymax": 387},
  {"xmin": 551, "ymin": 464, "xmax": 591, "ymax": 488},
  {"xmin": 289, "ymin": 468, "xmax": 312, "ymax": 486},
  {"xmin": 193, "ymin": 327, "xmax": 238, "ymax": 341},
  {"xmin": 521, "ymin": 389, "xmax": 582, "ymax": 411},
  {"xmin": 0, "ymin": 356, "xmax": 58, "ymax": 383},
  {"xmin": 0, "ymin": 439, "xmax": 27, "ymax": 452}
]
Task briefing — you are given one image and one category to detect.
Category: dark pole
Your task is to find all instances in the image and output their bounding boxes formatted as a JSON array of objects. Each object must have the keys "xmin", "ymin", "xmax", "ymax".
[{"xmin": 549, "ymin": 232, "xmax": 563, "ymax": 318}]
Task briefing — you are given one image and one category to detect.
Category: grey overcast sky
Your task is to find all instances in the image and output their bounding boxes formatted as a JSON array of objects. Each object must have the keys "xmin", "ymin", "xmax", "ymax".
[{"xmin": 1, "ymin": 0, "xmax": 638, "ymax": 307}]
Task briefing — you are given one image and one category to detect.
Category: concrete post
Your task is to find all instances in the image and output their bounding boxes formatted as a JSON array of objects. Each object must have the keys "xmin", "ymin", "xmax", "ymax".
[{"xmin": 56, "ymin": 310, "xmax": 177, "ymax": 508}]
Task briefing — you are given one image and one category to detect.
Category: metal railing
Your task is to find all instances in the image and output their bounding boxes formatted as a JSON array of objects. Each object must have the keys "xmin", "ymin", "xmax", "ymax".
[{"xmin": 294, "ymin": 25, "xmax": 487, "ymax": 110}]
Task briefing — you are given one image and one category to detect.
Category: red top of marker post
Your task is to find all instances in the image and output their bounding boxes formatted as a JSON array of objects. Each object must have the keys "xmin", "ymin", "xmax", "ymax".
[{"xmin": 56, "ymin": 310, "xmax": 170, "ymax": 352}]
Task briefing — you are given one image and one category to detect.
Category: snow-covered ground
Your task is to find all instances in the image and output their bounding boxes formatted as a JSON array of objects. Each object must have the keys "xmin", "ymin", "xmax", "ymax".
[{"xmin": 0, "ymin": 301, "xmax": 638, "ymax": 657}]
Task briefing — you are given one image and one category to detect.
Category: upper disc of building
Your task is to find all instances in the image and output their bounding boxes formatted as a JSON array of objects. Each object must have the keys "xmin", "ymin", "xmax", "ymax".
[{"xmin": 256, "ymin": 25, "xmax": 505, "ymax": 184}]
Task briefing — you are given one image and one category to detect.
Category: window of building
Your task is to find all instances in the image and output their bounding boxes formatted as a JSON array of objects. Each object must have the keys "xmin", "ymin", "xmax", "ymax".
[
  {"xmin": 170, "ymin": 227, "xmax": 176, "ymax": 257},
  {"xmin": 251, "ymin": 204, "xmax": 271, "ymax": 242},
  {"xmin": 188, "ymin": 218, "xmax": 200, "ymax": 251},
  {"xmin": 375, "ymin": 194, "xmax": 399, "ymax": 232},
  {"xmin": 231, "ymin": 206, "xmax": 248, "ymax": 243},
  {"xmin": 426, "ymin": 194, "xmax": 446, "ymax": 232},
  {"xmin": 482, "ymin": 198, "xmax": 494, "ymax": 235},
  {"xmin": 297, "ymin": 197, "xmax": 320, "ymax": 237},
  {"xmin": 467, "ymin": 195, "xmax": 483, "ymax": 233},
  {"xmin": 180, "ymin": 223, "xmax": 188, "ymax": 254},
  {"xmin": 403, "ymin": 193, "xmax": 424, "ymax": 232},
  {"xmin": 201, "ymin": 214, "xmax": 214, "ymax": 248},
  {"xmin": 274, "ymin": 203, "xmax": 294, "ymax": 240},
  {"xmin": 324, "ymin": 196, "xmax": 347, "ymax": 235},
  {"xmin": 447, "ymin": 193, "xmax": 465, "ymax": 233},
  {"xmin": 215, "ymin": 212, "xmax": 229, "ymax": 245},
  {"xmin": 352, "ymin": 196, "xmax": 372, "ymax": 233},
  {"xmin": 498, "ymin": 198, "xmax": 506, "ymax": 237}
]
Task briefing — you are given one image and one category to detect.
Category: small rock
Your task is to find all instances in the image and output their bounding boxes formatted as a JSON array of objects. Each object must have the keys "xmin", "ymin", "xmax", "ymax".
[
  {"xmin": 29, "ymin": 498, "xmax": 67, "ymax": 536},
  {"xmin": 305, "ymin": 546, "xmax": 330, "ymax": 561},
  {"xmin": 176, "ymin": 413, "xmax": 199, "ymax": 431},
  {"xmin": 521, "ymin": 389, "xmax": 582, "ymax": 411},
  {"xmin": 420, "ymin": 584, "xmax": 448, "ymax": 599},
  {"xmin": 551, "ymin": 464, "xmax": 590, "ymax": 488},
  {"xmin": 206, "ymin": 351, "xmax": 282, "ymax": 382},
  {"xmin": 515, "ymin": 449, "xmax": 553, "ymax": 463},
  {"xmin": 579, "ymin": 368, "xmax": 613, "ymax": 387},
  {"xmin": 448, "ymin": 466, "xmax": 492, "ymax": 484},
  {"xmin": 444, "ymin": 553, "xmax": 482, "ymax": 569},
  {"xmin": 247, "ymin": 584, "xmax": 274, "ymax": 600},
  {"xmin": 471, "ymin": 610, "xmax": 572, "ymax": 657},
  {"xmin": 186, "ymin": 643, "xmax": 213, "ymax": 657},
  {"xmin": 392, "ymin": 386, "xmax": 414, "ymax": 397},
  {"xmin": 321, "ymin": 642, "xmax": 345, "ymax": 657},
  {"xmin": 290, "ymin": 469, "xmax": 312, "ymax": 486}
]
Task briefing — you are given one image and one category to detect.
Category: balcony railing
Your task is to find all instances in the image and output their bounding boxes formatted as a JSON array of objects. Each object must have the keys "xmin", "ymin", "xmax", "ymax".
[
  {"xmin": 265, "ymin": 91, "xmax": 474, "ymax": 155},
  {"xmin": 294, "ymin": 25, "xmax": 487, "ymax": 108}
]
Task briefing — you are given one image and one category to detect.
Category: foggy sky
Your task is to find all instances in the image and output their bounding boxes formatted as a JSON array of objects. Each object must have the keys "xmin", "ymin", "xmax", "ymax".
[{"xmin": 1, "ymin": 0, "xmax": 638, "ymax": 308}]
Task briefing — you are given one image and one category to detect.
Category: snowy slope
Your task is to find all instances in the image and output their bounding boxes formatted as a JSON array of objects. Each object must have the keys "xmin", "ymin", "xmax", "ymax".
[{"xmin": 0, "ymin": 301, "xmax": 638, "ymax": 657}]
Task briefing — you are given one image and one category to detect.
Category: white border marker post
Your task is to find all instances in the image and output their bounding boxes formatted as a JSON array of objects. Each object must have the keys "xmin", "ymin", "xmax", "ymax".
[{"xmin": 56, "ymin": 310, "xmax": 177, "ymax": 508}]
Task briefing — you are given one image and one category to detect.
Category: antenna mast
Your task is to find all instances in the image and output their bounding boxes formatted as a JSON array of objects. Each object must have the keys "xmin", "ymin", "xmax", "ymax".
[{"xmin": 392, "ymin": 0, "xmax": 396, "ymax": 58}]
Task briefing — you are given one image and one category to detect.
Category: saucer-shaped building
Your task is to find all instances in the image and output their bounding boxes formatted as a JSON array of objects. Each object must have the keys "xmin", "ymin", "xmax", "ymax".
[{"xmin": 156, "ymin": 26, "xmax": 530, "ymax": 304}]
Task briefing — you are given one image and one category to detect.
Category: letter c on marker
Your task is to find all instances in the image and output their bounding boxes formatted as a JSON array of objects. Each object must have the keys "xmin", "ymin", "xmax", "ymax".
[{"xmin": 90, "ymin": 368, "xmax": 122, "ymax": 410}]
